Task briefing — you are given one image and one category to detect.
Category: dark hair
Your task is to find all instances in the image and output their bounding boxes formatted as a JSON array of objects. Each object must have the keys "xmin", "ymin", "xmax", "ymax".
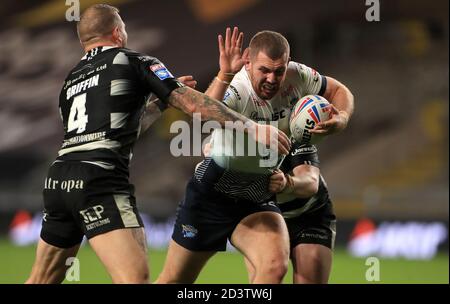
[
  {"xmin": 249, "ymin": 30, "xmax": 290, "ymax": 60},
  {"xmin": 77, "ymin": 4, "xmax": 122, "ymax": 45}
]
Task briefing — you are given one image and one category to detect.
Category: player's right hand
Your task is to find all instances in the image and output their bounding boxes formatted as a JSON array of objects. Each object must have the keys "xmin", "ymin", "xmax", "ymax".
[
  {"xmin": 269, "ymin": 169, "xmax": 288, "ymax": 193},
  {"xmin": 252, "ymin": 123, "xmax": 291, "ymax": 156},
  {"xmin": 178, "ymin": 75, "xmax": 197, "ymax": 89},
  {"xmin": 310, "ymin": 104, "xmax": 348, "ymax": 135},
  {"xmin": 217, "ymin": 27, "xmax": 247, "ymax": 79}
]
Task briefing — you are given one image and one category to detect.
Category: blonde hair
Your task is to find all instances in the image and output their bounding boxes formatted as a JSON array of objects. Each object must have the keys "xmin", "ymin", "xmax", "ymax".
[{"xmin": 77, "ymin": 4, "xmax": 122, "ymax": 45}]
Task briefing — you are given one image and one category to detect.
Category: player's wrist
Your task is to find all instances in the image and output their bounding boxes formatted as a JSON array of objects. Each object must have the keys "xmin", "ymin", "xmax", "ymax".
[
  {"xmin": 217, "ymin": 70, "xmax": 235, "ymax": 84},
  {"xmin": 281, "ymin": 174, "xmax": 295, "ymax": 194},
  {"xmin": 338, "ymin": 110, "xmax": 349, "ymax": 129}
]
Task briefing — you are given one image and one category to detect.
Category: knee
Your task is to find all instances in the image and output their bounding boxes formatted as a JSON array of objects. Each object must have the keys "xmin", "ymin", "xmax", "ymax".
[
  {"xmin": 257, "ymin": 258, "xmax": 289, "ymax": 283},
  {"xmin": 155, "ymin": 275, "xmax": 178, "ymax": 284},
  {"xmin": 269, "ymin": 259, "xmax": 289, "ymax": 282},
  {"xmin": 154, "ymin": 272, "xmax": 174, "ymax": 284},
  {"xmin": 113, "ymin": 268, "xmax": 150, "ymax": 284},
  {"xmin": 155, "ymin": 269, "xmax": 196, "ymax": 284}
]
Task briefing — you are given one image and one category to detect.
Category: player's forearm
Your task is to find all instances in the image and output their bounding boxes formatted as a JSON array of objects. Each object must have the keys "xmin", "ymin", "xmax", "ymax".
[
  {"xmin": 330, "ymin": 84, "xmax": 354, "ymax": 122},
  {"xmin": 284, "ymin": 174, "xmax": 319, "ymax": 198},
  {"xmin": 168, "ymin": 86, "xmax": 255, "ymax": 133},
  {"xmin": 205, "ymin": 72, "xmax": 233, "ymax": 101}
]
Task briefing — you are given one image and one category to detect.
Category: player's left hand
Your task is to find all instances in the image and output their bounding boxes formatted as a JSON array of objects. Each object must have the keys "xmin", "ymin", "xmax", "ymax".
[
  {"xmin": 178, "ymin": 75, "xmax": 197, "ymax": 89},
  {"xmin": 310, "ymin": 104, "xmax": 349, "ymax": 135},
  {"xmin": 218, "ymin": 27, "xmax": 246, "ymax": 78},
  {"xmin": 269, "ymin": 169, "xmax": 287, "ymax": 193}
]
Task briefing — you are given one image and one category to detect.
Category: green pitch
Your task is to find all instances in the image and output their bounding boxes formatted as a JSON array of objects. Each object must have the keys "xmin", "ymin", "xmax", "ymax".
[{"xmin": 0, "ymin": 239, "xmax": 448, "ymax": 284}]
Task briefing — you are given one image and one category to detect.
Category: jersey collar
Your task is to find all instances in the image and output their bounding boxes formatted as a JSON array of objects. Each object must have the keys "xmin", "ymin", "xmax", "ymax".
[{"xmin": 81, "ymin": 46, "xmax": 118, "ymax": 60}]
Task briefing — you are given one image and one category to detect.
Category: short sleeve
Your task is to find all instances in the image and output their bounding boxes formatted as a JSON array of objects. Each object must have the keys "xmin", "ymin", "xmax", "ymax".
[
  {"xmin": 128, "ymin": 53, "xmax": 183, "ymax": 103},
  {"xmin": 291, "ymin": 62, "xmax": 327, "ymax": 96}
]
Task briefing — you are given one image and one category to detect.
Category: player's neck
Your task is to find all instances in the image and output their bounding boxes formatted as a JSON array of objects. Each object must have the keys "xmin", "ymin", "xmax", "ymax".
[{"xmin": 83, "ymin": 42, "xmax": 120, "ymax": 53}]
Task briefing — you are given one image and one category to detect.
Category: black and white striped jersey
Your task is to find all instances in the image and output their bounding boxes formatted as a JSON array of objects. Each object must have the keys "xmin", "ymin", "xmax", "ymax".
[
  {"xmin": 277, "ymin": 141, "xmax": 331, "ymax": 218},
  {"xmin": 56, "ymin": 46, "xmax": 182, "ymax": 172}
]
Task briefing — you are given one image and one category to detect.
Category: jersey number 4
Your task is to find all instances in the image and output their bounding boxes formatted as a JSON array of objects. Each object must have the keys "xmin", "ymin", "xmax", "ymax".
[{"xmin": 68, "ymin": 93, "xmax": 89, "ymax": 133}]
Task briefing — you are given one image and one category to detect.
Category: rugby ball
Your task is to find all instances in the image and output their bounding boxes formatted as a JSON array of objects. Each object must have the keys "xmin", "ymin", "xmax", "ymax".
[{"xmin": 289, "ymin": 95, "xmax": 332, "ymax": 144}]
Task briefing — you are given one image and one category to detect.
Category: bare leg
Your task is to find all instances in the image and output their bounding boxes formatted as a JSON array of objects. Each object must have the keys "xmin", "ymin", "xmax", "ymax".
[
  {"xmin": 243, "ymin": 256, "xmax": 256, "ymax": 283},
  {"xmin": 231, "ymin": 211, "xmax": 290, "ymax": 284},
  {"xmin": 26, "ymin": 238, "xmax": 80, "ymax": 284},
  {"xmin": 156, "ymin": 240, "xmax": 216, "ymax": 283},
  {"xmin": 88, "ymin": 227, "xmax": 149, "ymax": 284},
  {"xmin": 291, "ymin": 243, "xmax": 332, "ymax": 284}
]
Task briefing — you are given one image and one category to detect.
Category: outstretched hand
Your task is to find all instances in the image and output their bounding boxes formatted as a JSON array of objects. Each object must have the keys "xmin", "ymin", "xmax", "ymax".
[{"xmin": 218, "ymin": 27, "xmax": 247, "ymax": 77}]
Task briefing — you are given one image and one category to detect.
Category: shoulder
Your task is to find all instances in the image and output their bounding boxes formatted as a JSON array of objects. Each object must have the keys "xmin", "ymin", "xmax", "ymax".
[
  {"xmin": 120, "ymin": 49, "xmax": 161, "ymax": 65},
  {"xmin": 286, "ymin": 61, "xmax": 321, "ymax": 85},
  {"xmin": 227, "ymin": 69, "xmax": 251, "ymax": 100},
  {"xmin": 287, "ymin": 61, "xmax": 308, "ymax": 77}
]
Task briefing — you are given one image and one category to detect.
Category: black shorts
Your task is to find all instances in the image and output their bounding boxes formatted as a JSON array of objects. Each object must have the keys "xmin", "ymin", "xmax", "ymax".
[
  {"xmin": 172, "ymin": 177, "xmax": 281, "ymax": 252},
  {"xmin": 40, "ymin": 160, "xmax": 143, "ymax": 248},
  {"xmin": 284, "ymin": 200, "xmax": 336, "ymax": 250}
]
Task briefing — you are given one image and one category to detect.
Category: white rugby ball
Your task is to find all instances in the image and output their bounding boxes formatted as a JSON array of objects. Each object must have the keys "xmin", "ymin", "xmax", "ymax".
[{"xmin": 289, "ymin": 95, "xmax": 332, "ymax": 144}]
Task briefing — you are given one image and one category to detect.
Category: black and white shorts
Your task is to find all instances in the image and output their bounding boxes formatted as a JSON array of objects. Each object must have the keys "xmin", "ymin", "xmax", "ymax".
[
  {"xmin": 40, "ymin": 160, "xmax": 143, "ymax": 248},
  {"xmin": 284, "ymin": 200, "xmax": 336, "ymax": 250},
  {"xmin": 172, "ymin": 159, "xmax": 281, "ymax": 252}
]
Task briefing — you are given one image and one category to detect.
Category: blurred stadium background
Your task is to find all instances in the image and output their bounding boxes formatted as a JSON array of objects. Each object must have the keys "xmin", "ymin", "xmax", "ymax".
[{"xmin": 0, "ymin": 0, "xmax": 448, "ymax": 283}]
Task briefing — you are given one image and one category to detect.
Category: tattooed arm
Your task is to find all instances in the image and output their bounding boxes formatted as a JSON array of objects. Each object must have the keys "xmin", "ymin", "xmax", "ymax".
[
  {"xmin": 140, "ymin": 76, "xmax": 198, "ymax": 135},
  {"xmin": 167, "ymin": 86, "xmax": 291, "ymax": 155}
]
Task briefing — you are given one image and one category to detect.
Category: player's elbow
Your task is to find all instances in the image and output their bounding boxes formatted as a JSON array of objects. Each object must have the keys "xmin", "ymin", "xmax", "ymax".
[
  {"xmin": 345, "ymin": 86, "xmax": 354, "ymax": 104},
  {"xmin": 339, "ymin": 83, "xmax": 354, "ymax": 106}
]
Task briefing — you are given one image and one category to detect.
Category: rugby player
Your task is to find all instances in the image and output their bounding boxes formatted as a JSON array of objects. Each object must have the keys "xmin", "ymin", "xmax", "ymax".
[
  {"xmin": 26, "ymin": 7, "xmax": 290, "ymax": 284},
  {"xmin": 156, "ymin": 28, "xmax": 353, "ymax": 283}
]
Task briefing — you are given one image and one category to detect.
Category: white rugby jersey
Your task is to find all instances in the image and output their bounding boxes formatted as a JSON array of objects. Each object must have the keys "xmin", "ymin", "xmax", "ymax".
[{"xmin": 210, "ymin": 61, "xmax": 327, "ymax": 173}]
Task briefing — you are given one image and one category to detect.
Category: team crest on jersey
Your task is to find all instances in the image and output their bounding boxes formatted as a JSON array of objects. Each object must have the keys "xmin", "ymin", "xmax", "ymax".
[
  {"xmin": 224, "ymin": 91, "xmax": 231, "ymax": 101},
  {"xmin": 137, "ymin": 55, "xmax": 152, "ymax": 62},
  {"xmin": 181, "ymin": 224, "xmax": 198, "ymax": 238},
  {"xmin": 149, "ymin": 64, "xmax": 174, "ymax": 80},
  {"xmin": 311, "ymin": 68, "xmax": 320, "ymax": 82}
]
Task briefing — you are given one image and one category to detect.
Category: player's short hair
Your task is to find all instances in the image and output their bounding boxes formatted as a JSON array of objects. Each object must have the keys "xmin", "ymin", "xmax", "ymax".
[
  {"xmin": 77, "ymin": 4, "xmax": 122, "ymax": 45},
  {"xmin": 249, "ymin": 30, "xmax": 290, "ymax": 60}
]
